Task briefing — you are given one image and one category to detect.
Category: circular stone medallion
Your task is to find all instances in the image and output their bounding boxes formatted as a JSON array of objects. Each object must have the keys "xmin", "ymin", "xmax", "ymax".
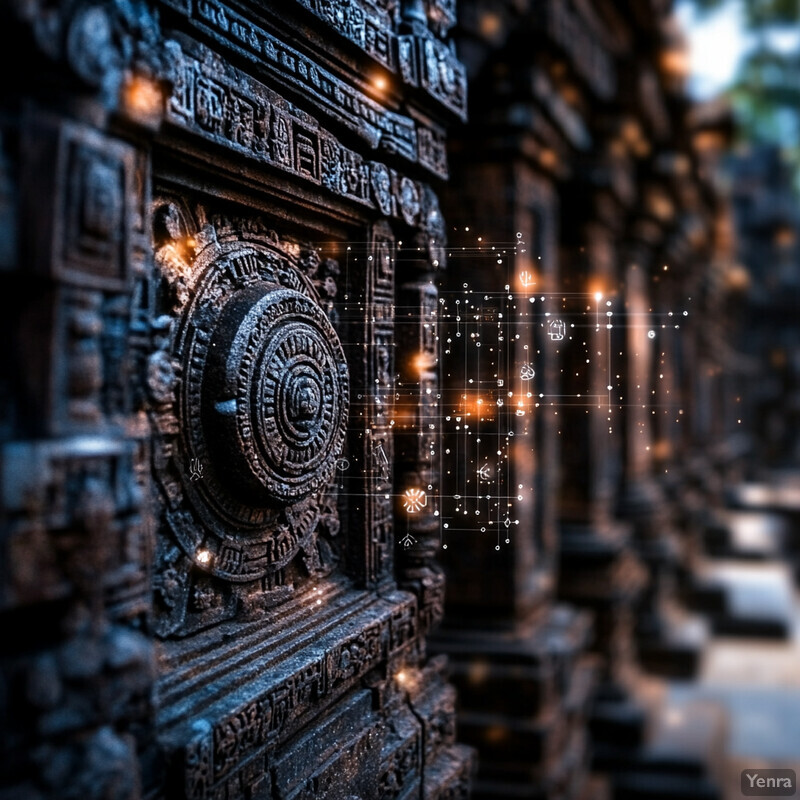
[
  {"xmin": 154, "ymin": 234, "xmax": 349, "ymax": 583},
  {"xmin": 205, "ymin": 286, "xmax": 348, "ymax": 506}
]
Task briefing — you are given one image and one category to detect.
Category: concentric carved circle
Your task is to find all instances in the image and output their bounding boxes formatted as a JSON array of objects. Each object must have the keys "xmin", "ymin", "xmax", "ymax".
[
  {"xmin": 149, "ymin": 228, "xmax": 349, "ymax": 584},
  {"xmin": 206, "ymin": 286, "xmax": 348, "ymax": 505}
]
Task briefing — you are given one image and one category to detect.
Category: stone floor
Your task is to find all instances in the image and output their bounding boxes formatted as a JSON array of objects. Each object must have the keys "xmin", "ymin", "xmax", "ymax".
[
  {"xmin": 642, "ymin": 497, "xmax": 800, "ymax": 800},
  {"xmin": 683, "ymin": 559, "xmax": 800, "ymax": 799}
]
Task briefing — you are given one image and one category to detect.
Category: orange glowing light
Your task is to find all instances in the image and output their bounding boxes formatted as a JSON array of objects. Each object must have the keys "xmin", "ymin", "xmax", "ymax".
[
  {"xmin": 123, "ymin": 74, "xmax": 163, "ymax": 123},
  {"xmin": 539, "ymin": 148, "xmax": 558, "ymax": 169},
  {"xmin": 414, "ymin": 354, "xmax": 433, "ymax": 373}
]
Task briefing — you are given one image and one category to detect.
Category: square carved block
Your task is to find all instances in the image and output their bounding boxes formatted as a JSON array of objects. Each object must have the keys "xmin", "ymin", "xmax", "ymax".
[{"xmin": 23, "ymin": 113, "xmax": 136, "ymax": 291}]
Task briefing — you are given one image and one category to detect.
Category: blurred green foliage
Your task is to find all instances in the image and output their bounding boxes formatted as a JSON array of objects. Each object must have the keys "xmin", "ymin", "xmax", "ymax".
[{"xmin": 689, "ymin": 0, "xmax": 800, "ymax": 191}]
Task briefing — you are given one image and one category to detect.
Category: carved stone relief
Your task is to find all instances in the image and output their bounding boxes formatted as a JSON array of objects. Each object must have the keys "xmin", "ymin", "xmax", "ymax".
[
  {"xmin": 146, "ymin": 200, "xmax": 348, "ymax": 635},
  {"xmin": 3, "ymin": 0, "xmax": 475, "ymax": 795}
]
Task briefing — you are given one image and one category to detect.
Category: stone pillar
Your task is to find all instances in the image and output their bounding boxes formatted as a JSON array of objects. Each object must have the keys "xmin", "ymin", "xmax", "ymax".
[
  {"xmin": 615, "ymin": 232, "xmax": 703, "ymax": 680},
  {"xmin": 1, "ymin": 52, "xmax": 161, "ymax": 800},
  {"xmin": 432, "ymin": 141, "xmax": 595, "ymax": 800},
  {"xmin": 556, "ymin": 210, "xmax": 647, "ymax": 684}
]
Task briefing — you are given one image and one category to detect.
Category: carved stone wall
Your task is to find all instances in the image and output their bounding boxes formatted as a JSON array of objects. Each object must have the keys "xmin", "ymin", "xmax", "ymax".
[{"xmin": 0, "ymin": 0, "xmax": 473, "ymax": 797}]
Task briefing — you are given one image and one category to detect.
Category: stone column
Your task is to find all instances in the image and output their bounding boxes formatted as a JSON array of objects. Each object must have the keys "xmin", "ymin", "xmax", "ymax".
[
  {"xmin": 432, "ymin": 152, "xmax": 596, "ymax": 798},
  {"xmin": 616, "ymin": 233, "xmax": 702, "ymax": 679},
  {"xmin": 556, "ymin": 202, "xmax": 646, "ymax": 692}
]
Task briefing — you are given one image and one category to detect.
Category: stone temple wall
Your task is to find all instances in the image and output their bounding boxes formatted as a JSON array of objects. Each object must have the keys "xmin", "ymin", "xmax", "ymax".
[
  {"xmin": 0, "ymin": 0, "xmax": 474, "ymax": 797},
  {"xmin": 0, "ymin": 1, "xmax": 737, "ymax": 798}
]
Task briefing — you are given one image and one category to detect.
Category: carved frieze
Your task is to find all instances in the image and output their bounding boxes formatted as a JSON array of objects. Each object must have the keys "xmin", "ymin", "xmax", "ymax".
[
  {"xmin": 289, "ymin": 0, "xmax": 395, "ymax": 69},
  {"xmin": 191, "ymin": 0, "xmax": 416, "ymax": 152},
  {"xmin": 165, "ymin": 40, "xmax": 446, "ymax": 218},
  {"xmin": 185, "ymin": 0, "xmax": 467, "ymax": 122}
]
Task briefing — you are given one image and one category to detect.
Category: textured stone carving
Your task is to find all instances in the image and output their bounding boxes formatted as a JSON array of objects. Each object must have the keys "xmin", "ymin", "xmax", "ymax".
[
  {"xmin": 165, "ymin": 40, "xmax": 441, "ymax": 212},
  {"xmin": 147, "ymin": 201, "xmax": 348, "ymax": 632},
  {"xmin": 419, "ymin": 34, "xmax": 467, "ymax": 119},
  {"xmin": 345, "ymin": 221, "xmax": 397, "ymax": 587},
  {"xmin": 169, "ymin": 593, "xmax": 419, "ymax": 793},
  {"xmin": 23, "ymin": 118, "xmax": 135, "ymax": 291},
  {"xmin": 5, "ymin": 0, "xmax": 474, "ymax": 795},
  {"xmin": 289, "ymin": 0, "xmax": 395, "ymax": 69},
  {"xmin": 202, "ymin": 284, "xmax": 348, "ymax": 506},
  {"xmin": 418, "ymin": 124, "xmax": 449, "ymax": 179}
]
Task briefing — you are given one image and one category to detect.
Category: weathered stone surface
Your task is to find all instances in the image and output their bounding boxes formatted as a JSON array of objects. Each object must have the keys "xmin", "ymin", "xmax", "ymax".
[{"xmin": 0, "ymin": 0, "xmax": 472, "ymax": 797}]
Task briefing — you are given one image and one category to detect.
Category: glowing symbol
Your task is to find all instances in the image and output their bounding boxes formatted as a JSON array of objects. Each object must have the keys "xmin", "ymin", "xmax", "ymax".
[
  {"xmin": 519, "ymin": 270, "xmax": 534, "ymax": 288},
  {"xmin": 403, "ymin": 488, "xmax": 428, "ymax": 513},
  {"xmin": 548, "ymin": 319, "xmax": 566, "ymax": 341},
  {"xmin": 189, "ymin": 458, "xmax": 204, "ymax": 481},
  {"xmin": 497, "ymin": 378, "xmax": 504, "ymax": 388},
  {"xmin": 503, "ymin": 518, "xmax": 511, "ymax": 529},
  {"xmin": 477, "ymin": 464, "xmax": 493, "ymax": 481},
  {"xmin": 515, "ymin": 409, "xmax": 525, "ymax": 417},
  {"xmin": 372, "ymin": 443, "xmax": 390, "ymax": 482},
  {"xmin": 520, "ymin": 364, "xmax": 535, "ymax": 381},
  {"xmin": 398, "ymin": 533, "xmax": 417, "ymax": 549},
  {"xmin": 647, "ymin": 330, "xmax": 656, "ymax": 339},
  {"xmin": 336, "ymin": 457, "xmax": 350, "ymax": 472}
]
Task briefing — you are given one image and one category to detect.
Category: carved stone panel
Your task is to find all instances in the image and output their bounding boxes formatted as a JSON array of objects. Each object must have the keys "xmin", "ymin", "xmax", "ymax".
[{"xmin": 146, "ymin": 202, "xmax": 348, "ymax": 635}]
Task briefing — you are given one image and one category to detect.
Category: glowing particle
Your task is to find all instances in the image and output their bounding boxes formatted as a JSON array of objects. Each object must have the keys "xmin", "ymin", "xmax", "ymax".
[{"xmin": 403, "ymin": 488, "xmax": 428, "ymax": 513}]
